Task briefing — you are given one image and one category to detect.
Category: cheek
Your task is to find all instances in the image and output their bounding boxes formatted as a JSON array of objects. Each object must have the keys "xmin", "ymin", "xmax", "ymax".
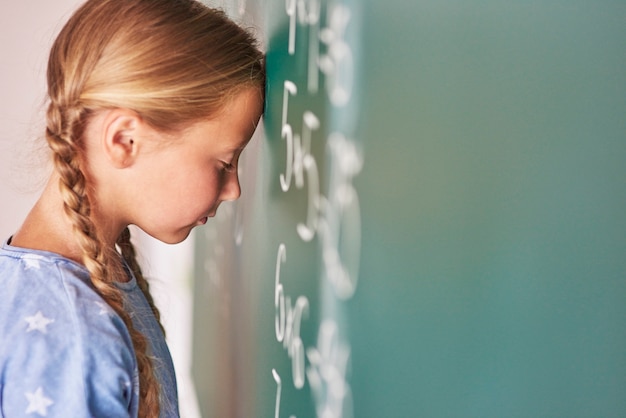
[
  {"xmin": 188, "ymin": 167, "xmax": 223, "ymax": 201},
  {"xmin": 151, "ymin": 167, "xmax": 206, "ymax": 207}
]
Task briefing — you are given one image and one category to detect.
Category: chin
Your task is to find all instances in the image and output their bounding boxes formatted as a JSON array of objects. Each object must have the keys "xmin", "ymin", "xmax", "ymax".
[
  {"xmin": 166, "ymin": 230, "xmax": 194, "ymax": 245},
  {"xmin": 160, "ymin": 236, "xmax": 188, "ymax": 245},
  {"xmin": 142, "ymin": 227, "xmax": 194, "ymax": 245}
]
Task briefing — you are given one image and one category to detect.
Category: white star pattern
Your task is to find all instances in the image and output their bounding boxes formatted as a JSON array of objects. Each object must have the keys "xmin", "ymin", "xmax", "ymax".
[
  {"xmin": 95, "ymin": 301, "xmax": 112, "ymax": 316},
  {"xmin": 24, "ymin": 311, "xmax": 55, "ymax": 334},
  {"xmin": 22, "ymin": 256, "xmax": 43, "ymax": 271},
  {"xmin": 25, "ymin": 387, "xmax": 54, "ymax": 416}
]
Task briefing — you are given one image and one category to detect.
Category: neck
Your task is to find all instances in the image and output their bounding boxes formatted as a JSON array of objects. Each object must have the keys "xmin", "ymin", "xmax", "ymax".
[{"xmin": 10, "ymin": 173, "xmax": 124, "ymax": 264}]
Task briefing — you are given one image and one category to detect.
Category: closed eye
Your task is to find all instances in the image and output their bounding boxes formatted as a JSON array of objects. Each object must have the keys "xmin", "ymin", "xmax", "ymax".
[{"xmin": 221, "ymin": 161, "xmax": 236, "ymax": 173}]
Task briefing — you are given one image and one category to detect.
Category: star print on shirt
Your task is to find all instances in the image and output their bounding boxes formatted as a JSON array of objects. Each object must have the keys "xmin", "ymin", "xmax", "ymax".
[
  {"xmin": 95, "ymin": 301, "xmax": 112, "ymax": 316},
  {"xmin": 25, "ymin": 387, "xmax": 54, "ymax": 416},
  {"xmin": 24, "ymin": 311, "xmax": 55, "ymax": 334},
  {"xmin": 22, "ymin": 256, "xmax": 44, "ymax": 271}
]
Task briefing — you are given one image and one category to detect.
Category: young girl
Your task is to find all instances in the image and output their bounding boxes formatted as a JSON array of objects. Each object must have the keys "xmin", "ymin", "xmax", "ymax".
[{"xmin": 0, "ymin": 0, "xmax": 264, "ymax": 416}]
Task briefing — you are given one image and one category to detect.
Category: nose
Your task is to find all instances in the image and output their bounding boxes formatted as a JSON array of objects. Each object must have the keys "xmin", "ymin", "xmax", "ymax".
[{"xmin": 220, "ymin": 170, "xmax": 241, "ymax": 202}]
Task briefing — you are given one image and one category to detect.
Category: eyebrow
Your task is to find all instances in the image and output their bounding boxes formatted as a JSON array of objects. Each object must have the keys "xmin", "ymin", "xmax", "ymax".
[
  {"xmin": 233, "ymin": 141, "xmax": 249, "ymax": 150},
  {"xmin": 235, "ymin": 133, "xmax": 256, "ymax": 151},
  {"xmin": 224, "ymin": 144, "xmax": 247, "ymax": 156}
]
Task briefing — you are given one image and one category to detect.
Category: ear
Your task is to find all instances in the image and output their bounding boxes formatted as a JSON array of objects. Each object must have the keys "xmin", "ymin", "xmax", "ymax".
[{"xmin": 101, "ymin": 109, "xmax": 142, "ymax": 169}]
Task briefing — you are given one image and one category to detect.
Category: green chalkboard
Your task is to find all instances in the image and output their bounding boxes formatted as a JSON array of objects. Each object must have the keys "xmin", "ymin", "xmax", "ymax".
[{"xmin": 192, "ymin": 1, "xmax": 626, "ymax": 417}]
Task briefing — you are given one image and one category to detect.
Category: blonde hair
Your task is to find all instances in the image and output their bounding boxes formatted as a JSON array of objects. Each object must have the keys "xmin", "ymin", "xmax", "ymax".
[{"xmin": 45, "ymin": 0, "xmax": 264, "ymax": 416}]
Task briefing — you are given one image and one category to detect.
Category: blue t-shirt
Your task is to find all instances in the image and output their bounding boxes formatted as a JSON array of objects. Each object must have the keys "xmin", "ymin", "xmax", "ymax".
[{"xmin": 0, "ymin": 240, "xmax": 179, "ymax": 417}]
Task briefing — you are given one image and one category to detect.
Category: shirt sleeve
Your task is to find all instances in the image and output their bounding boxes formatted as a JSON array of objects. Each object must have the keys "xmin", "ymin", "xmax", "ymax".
[{"xmin": 0, "ymin": 260, "xmax": 139, "ymax": 418}]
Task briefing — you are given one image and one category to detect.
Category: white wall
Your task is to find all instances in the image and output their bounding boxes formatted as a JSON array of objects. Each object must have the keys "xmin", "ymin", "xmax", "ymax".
[
  {"xmin": 0, "ymin": 0, "xmax": 82, "ymax": 240},
  {"xmin": 0, "ymin": 3, "xmax": 199, "ymax": 416}
]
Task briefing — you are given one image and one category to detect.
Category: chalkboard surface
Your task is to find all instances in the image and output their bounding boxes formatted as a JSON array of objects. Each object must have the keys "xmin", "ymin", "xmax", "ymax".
[{"xmin": 192, "ymin": 1, "xmax": 626, "ymax": 417}]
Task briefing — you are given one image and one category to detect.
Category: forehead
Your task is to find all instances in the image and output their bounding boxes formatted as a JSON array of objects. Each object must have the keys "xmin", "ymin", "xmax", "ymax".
[{"xmin": 183, "ymin": 88, "xmax": 263, "ymax": 149}]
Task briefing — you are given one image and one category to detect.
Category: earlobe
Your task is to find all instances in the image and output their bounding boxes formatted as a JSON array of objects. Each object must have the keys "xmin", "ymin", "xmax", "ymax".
[{"xmin": 102, "ymin": 110, "xmax": 141, "ymax": 169}]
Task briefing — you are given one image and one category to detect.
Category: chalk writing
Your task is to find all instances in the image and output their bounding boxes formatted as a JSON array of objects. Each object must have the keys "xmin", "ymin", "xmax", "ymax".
[
  {"xmin": 319, "ymin": 4, "xmax": 353, "ymax": 106},
  {"xmin": 319, "ymin": 133, "xmax": 363, "ymax": 299},
  {"xmin": 272, "ymin": 0, "xmax": 361, "ymax": 416},
  {"xmin": 237, "ymin": 0, "xmax": 246, "ymax": 15},
  {"xmin": 293, "ymin": 111, "xmax": 320, "ymax": 189},
  {"xmin": 302, "ymin": 0, "xmax": 322, "ymax": 93},
  {"xmin": 274, "ymin": 244, "xmax": 310, "ymax": 389},
  {"xmin": 307, "ymin": 320, "xmax": 354, "ymax": 418},
  {"xmin": 296, "ymin": 155, "xmax": 320, "ymax": 242},
  {"xmin": 286, "ymin": 0, "xmax": 297, "ymax": 54},
  {"xmin": 280, "ymin": 81, "xmax": 298, "ymax": 192},
  {"xmin": 272, "ymin": 369, "xmax": 281, "ymax": 418}
]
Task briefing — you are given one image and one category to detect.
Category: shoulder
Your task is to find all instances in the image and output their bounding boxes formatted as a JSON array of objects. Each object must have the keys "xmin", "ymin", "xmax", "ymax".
[
  {"xmin": 0, "ymin": 244, "xmax": 131, "ymax": 348},
  {"xmin": 0, "ymin": 244, "xmax": 139, "ymax": 417}
]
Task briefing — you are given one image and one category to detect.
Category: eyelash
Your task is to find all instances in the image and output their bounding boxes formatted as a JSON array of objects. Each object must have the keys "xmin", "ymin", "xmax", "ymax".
[{"xmin": 221, "ymin": 161, "xmax": 236, "ymax": 173}]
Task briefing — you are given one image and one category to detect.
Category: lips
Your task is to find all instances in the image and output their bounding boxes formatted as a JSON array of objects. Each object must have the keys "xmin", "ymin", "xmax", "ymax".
[{"xmin": 198, "ymin": 206, "xmax": 218, "ymax": 225}]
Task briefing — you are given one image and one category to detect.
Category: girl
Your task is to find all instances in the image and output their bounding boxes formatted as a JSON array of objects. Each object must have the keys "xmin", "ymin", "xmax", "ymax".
[{"xmin": 0, "ymin": 0, "xmax": 264, "ymax": 417}]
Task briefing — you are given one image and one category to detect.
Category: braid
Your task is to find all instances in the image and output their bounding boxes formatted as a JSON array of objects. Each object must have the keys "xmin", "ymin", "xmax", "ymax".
[
  {"xmin": 117, "ymin": 227, "xmax": 166, "ymax": 335},
  {"xmin": 46, "ymin": 102, "xmax": 161, "ymax": 417}
]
